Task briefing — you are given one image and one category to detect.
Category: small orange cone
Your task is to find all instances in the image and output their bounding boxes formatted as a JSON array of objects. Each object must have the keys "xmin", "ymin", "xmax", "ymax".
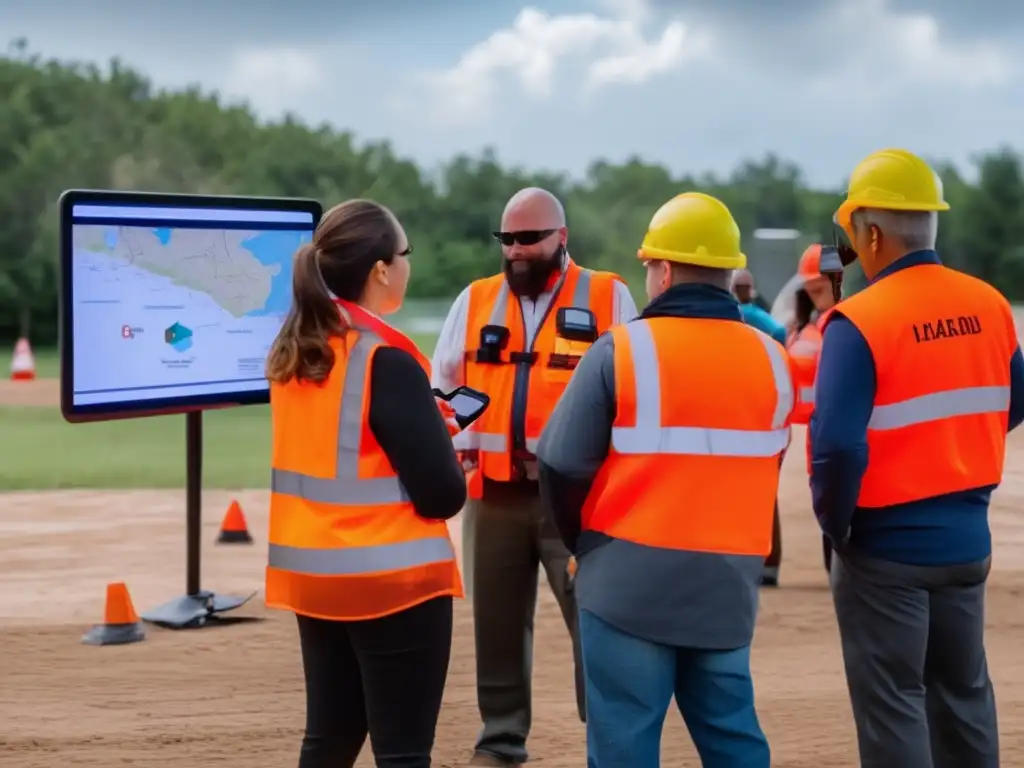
[
  {"xmin": 217, "ymin": 500, "xmax": 253, "ymax": 544},
  {"xmin": 82, "ymin": 582, "xmax": 146, "ymax": 646},
  {"xmin": 10, "ymin": 337, "xmax": 35, "ymax": 381}
]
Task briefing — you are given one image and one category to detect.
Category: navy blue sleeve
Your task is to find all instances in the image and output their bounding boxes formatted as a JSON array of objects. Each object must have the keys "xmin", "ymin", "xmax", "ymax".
[
  {"xmin": 808, "ymin": 314, "xmax": 875, "ymax": 543},
  {"xmin": 1009, "ymin": 345, "xmax": 1024, "ymax": 432}
]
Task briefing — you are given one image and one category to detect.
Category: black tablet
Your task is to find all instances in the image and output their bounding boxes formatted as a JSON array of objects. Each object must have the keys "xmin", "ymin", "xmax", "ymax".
[{"xmin": 58, "ymin": 189, "xmax": 322, "ymax": 423}]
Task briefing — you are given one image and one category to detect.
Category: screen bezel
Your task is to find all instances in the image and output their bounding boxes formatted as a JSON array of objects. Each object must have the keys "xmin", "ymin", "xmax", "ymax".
[{"xmin": 59, "ymin": 189, "xmax": 323, "ymax": 424}]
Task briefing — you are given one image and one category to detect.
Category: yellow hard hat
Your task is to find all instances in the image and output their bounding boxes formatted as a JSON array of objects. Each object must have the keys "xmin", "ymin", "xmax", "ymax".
[
  {"xmin": 835, "ymin": 148, "xmax": 949, "ymax": 231},
  {"xmin": 638, "ymin": 192, "xmax": 746, "ymax": 269}
]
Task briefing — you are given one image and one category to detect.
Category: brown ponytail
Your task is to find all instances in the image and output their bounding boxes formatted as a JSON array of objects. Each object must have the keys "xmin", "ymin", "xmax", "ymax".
[
  {"xmin": 265, "ymin": 199, "xmax": 401, "ymax": 384},
  {"xmin": 265, "ymin": 243, "xmax": 347, "ymax": 384}
]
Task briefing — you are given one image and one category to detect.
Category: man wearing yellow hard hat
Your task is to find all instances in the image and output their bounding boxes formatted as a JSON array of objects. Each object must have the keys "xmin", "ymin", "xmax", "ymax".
[
  {"xmin": 811, "ymin": 148, "xmax": 1024, "ymax": 767},
  {"xmin": 536, "ymin": 192, "xmax": 794, "ymax": 767}
]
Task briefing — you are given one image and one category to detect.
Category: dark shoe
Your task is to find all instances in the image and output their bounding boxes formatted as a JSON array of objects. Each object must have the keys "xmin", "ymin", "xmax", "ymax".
[
  {"xmin": 760, "ymin": 566, "xmax": 779, "ymax": 587},
  {"xmin": 468, "ymin": 753, "xmax": 515, "ymax": 766}
]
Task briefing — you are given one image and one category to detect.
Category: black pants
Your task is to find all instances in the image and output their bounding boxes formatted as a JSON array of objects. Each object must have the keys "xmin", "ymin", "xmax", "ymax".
[
  {"xmin": 765, "ymin": 501, "xmax": 782, "ymax": 568},
  {"xmin": 296, "ymin": 596, "xmax": 453, "ymax": 767}
]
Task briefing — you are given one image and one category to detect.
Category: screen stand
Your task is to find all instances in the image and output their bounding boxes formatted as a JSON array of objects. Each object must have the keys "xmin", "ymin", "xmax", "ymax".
[{"xmin": 140, "ymin": 411, "xmax": 256, "ymax": 629}]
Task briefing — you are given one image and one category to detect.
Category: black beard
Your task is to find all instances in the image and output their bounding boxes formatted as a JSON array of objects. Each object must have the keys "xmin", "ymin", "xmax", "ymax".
[{"xmin": 503, "ymin": 247, "xmax": 563, "ymax": 298}]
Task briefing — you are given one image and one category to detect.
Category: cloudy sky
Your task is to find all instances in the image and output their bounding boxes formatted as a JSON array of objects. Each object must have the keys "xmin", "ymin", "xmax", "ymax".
[{"xmin": 3, "ymin": 0, "xmax": 1022, "ymax": 188}]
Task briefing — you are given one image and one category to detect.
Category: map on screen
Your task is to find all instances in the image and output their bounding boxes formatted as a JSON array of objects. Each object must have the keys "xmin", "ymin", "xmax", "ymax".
[{"xmin": 67, "ymin": 202, "xmax": 317, "ymax": 410}]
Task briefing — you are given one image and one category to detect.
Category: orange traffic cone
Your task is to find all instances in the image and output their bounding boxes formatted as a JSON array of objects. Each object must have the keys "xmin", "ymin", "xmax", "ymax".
[
  {"xmin": 217, "ymin": 500, "xmax": 253, "ymax": 544},
  {"xmin": 10, "ymin": 337, "xmax": 35, "ymax": 381},
  {"xmin": 81, "ymin": 582, "xmax": 146, "ymax": 646}
]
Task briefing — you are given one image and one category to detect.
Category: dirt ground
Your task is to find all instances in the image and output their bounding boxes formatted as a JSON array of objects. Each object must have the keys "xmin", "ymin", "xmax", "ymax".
[
  {"xmin": 4, "ymin": 387, "xmax": 1024, "ymax": 766},
  {"xmin": 0, "ymin": 379, "xmax": 59, "ymax": 407}
]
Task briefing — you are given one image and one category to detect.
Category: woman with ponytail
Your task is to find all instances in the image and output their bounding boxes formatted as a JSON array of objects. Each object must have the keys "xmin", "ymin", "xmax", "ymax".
[{"xmin": 265, "ymin": 199, "xmax": 466, "ymax": 767}]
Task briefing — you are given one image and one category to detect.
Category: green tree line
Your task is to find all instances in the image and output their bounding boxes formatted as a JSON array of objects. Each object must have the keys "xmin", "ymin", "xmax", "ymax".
[{"xmin": 3, "ymin": 39, "xmax": 1024, "ymax": 345}]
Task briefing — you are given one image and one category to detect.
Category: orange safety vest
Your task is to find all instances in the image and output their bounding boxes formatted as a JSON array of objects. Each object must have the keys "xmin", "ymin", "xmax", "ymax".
[
  {"xmin": 266, "ymin": 301, "xmax": 463, "ymax": 621},
  {"xmin": 799, "ymin": 309, "xmax": 837, "ymax": 473},
  {"xmin": 788, "ymin": 323, "xmax": 822, "ymax": 425},
  {"xmin": 826, "ymin": 264, "xmax": 1016, "ymax": 508},
  {"xmin": 456, "ymin": 259, "xmax": 623, "ymax": 483},
  {"xmin": 581, "ymin": 317, "xmax": 795, "ymax": 557}
]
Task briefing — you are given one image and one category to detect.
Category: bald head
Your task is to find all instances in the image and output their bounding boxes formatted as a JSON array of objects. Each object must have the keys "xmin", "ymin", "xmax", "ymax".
[
  {"xmin": 731, "ymin": 269, "xmax": 754, "ymax": 289},
  {"xmin": 731, "ymin": 268, "xmax": 755, "ymax": 303},
  {"xmin": 501, "ymin": 187, "xmax": 566, "ymax": 231},
  {"xmin": 497, "ymin": 187, "xmax": 568, "ymax": 298}
]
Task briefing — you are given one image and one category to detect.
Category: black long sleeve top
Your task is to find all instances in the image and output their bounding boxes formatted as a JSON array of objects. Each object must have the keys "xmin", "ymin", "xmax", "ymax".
[{"xmin": 366, "ymin": 346, "xmax": 466, "ymax": 520}]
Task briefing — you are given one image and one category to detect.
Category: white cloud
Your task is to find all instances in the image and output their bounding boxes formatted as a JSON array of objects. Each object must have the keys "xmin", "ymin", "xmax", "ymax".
[
  {"xmin": 807, "ymin": 0, "xmax": 1013, "ymax": 96},
  {"xmin": 220, "ymin": 47, "xmax": 324, "ymax": 112},
  {"xmin": 585, "ymin": 21, "xmax": 697, "ymax": 90},
  {"xmin": 597, "ymin": 0, "xmax": 653, "ymax": 26},
  {"xmin": 417, "ymin": 5, "xmax": 712, "ymax": 125}
]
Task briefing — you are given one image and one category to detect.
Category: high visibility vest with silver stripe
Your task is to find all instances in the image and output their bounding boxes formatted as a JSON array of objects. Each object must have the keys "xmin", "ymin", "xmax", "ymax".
[
  {"xmin": 454, "ymin": 267, "xmax": 598, "ymax": 457},
  {"xmin": 613, "ymin": 319, "xmax": 793, "ymax": 457},
  {"xmin": 827, "ymin": 263, "xmax": 1015, "ymax": 508},
  {"xmin": 268, "ymin": 328, "xmax": 457, "ymax": 578}
]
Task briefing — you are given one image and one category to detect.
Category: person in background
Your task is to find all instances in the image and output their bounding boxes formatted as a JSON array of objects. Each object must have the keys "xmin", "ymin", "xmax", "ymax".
[
  {"xmin": 737, "ymin": 268, "xmax": 772, "ymax": 312},
  {"xmin": 787, "ymin": 244, "xmax": 840, "ymax": 573},
  {"xmin": 432, "ymin": 187, "xmax": 638, "ymax": 766},
  {"xmin": 731, "ymin": 269, "xmax": 786, "ymax": 344},
  {"xmin": 730, "ymin": 268, "xmax": 787, "ymax": 587},
  {"xmin": 538, "ymin": 192, "xmax": 792, "ymax": 767},
  {"xmin": 264, "ymin": 199, "xmax": 467, "ymax": 768},
  {"xmin": 813, "ymin": 148, "xmax": 1024, "ymax": 767}
]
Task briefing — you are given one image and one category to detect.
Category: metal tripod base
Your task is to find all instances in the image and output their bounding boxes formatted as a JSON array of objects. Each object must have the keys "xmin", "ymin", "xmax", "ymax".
[{"xmin": 141, "ymin": 589, "xmax": 257, "ymax": 629}]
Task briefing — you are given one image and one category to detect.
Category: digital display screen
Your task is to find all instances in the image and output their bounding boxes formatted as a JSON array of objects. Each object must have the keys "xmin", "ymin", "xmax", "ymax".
[
  {"xmin": 562, "ymin": 308, "xmax": 593, "ymax": 327},
  {"xmin": 448, "ymin": 392, "xmax": 485, "ymax": 418},
  {"xmin": 60, "ymin": 193, "xmax": 321, "ymax": 420}
]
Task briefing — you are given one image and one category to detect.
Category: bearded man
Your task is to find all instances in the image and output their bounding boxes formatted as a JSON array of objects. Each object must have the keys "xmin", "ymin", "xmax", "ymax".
[{"xmin": 432, "ymin": 187, "xmax": 637, "ymax": 766}]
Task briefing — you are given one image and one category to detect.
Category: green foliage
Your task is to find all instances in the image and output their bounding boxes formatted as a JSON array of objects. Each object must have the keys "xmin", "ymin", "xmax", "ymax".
[{"xmin": 3, "ymin": 42, "xmax": 1024, "ymax": 343}]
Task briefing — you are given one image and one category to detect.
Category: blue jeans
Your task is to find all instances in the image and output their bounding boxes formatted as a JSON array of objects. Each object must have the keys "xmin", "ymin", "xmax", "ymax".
[{"xmin": 579, "ymin": 610, "xmax": 770, "ymax": 768}]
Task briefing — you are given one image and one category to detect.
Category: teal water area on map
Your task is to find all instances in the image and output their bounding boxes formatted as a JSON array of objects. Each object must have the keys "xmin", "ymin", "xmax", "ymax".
[{"xmin": 241, "ymin": 230, "xmax": 311, "ymax": 316}]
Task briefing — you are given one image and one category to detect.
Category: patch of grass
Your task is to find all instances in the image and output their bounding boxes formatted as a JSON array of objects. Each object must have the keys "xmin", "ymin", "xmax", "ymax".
[
  {"xmin": 3, "ymin": 332, "xmax": 442, "ymax": 490},
  {"xmin": 0, "ymin": 406, "xmax": 272, "ymax": 490},
  {"xmin": 18, "ymin": 346, "xmax": 60, "ymax": 378}
]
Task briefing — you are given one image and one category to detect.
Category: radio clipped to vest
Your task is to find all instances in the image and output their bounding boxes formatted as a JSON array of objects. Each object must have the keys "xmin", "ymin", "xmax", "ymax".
[
  {"xmin": 475, "ymin": 324, "xmax": 510, "ymax": 364},
  {"xmin": 550, "ymin": 306, "xmax": 598, "ymax": 370},
  {"xmin": 474, "ymin": 324, "xmax": 538, "ymax": 366}
]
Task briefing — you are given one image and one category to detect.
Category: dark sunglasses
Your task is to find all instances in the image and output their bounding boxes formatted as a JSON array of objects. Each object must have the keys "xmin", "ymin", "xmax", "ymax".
[{"xmin": 491, "ymin": 229, "xmax": 557, "ymax": 246}]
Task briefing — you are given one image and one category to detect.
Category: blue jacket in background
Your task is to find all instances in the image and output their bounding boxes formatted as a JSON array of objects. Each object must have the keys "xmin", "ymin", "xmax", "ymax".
[
  {"xmin": 738, "ymin": 302, "xmax": 787, "ymax": 345},
  {"xmin": 809, "ymin": 250, "xmax": 1024, "ymax": 566}
]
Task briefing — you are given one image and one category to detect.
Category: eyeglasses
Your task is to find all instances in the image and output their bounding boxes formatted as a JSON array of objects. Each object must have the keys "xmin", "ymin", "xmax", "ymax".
[{"xmin": 491, "ymin": 229, "xmax": 557, "ymax": 246}]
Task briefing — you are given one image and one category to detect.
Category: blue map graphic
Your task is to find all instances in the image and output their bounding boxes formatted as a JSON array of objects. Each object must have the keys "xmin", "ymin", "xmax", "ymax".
[
  {"xmin": 107, "ymin": 226, "xmax": 310, "ymax": 317},
  {"xmin": 240, "ymin": 230, "xmax": 310, "ymax": 317}
]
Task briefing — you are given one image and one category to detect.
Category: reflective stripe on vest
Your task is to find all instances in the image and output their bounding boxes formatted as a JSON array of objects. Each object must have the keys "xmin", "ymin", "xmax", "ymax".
[
  {"xmin": 611, "ymin": 320, "xmax": 792, "ymax": 457},
  {"xmin": 454, "ymin": 269, "xmax": 594, "ymax": 455},
  {"xmin": 868, "ymin": 385, "xmax": 1010, "ymax": 431},
  {"xmin": 269, "ymin": 330, "xmax": 456, "ymax": 577}
]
